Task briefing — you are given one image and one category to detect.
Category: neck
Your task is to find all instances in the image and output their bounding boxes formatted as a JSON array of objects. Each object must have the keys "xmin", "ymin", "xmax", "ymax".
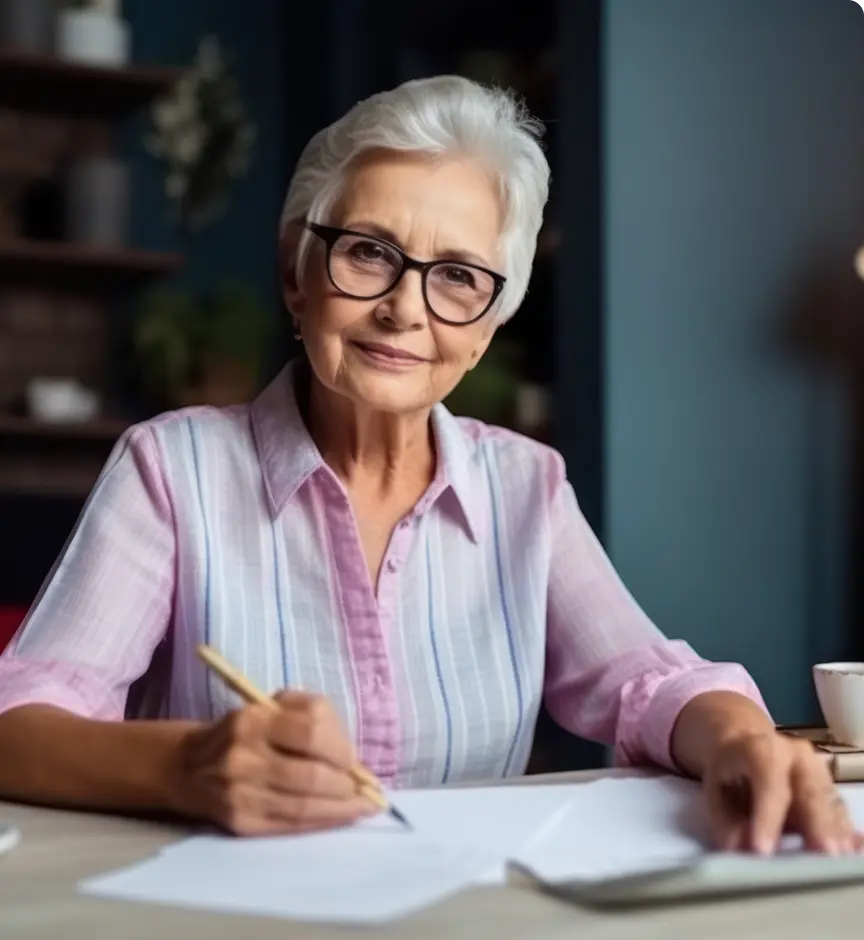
[{"xmin": 303, "ymin": 370, "xmax": 435, "ymax": 498}]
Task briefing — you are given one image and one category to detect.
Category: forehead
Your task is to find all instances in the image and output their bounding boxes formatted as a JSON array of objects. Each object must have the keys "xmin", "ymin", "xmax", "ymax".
[{"xmin": 333, "ymin": 151, "xmax": 503, "ymax": 258}]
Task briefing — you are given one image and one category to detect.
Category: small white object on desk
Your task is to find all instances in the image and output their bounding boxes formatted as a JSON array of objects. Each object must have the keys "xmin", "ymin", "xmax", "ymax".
[
  {"xmin": 813, "ymin": 661, "xmax": 864, "ymax": 748},
  {"xmin": 0, "ymin": 824, "xmax": 21, "ymax": 857}
]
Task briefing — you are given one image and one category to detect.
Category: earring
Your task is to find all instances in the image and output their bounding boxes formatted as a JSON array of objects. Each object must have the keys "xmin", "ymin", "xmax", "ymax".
[{"xmin": 293, "ymin": 322, "xmax": 302, "ymax": 341}]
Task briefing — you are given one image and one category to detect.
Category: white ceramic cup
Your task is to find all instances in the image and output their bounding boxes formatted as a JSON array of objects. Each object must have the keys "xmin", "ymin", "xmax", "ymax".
[{"xmin": 813, "ymin": 662, "xmax": 864, "ymax": 747}]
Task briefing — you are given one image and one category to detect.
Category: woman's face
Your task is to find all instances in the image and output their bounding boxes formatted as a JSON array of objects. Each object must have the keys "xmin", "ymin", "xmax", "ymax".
[{"xmin": 284, "ymin": 151, "xmax": 504, "ymax": 415}]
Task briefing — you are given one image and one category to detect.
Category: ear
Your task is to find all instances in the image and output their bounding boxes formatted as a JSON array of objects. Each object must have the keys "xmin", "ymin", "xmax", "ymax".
[{"xmin": 280, "ymin": 226, "xmax": 306, "ymax": 317}]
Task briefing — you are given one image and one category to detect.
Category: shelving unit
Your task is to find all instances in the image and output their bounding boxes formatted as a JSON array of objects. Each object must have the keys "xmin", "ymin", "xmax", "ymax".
[
  {"xmin": 0, "ymin": 418, "xmax": 127, "ymax": 497},
  {"xmin": 0, "ymin": 52, "xmax": 182, "ymax": 117},
  {"xmin": 0, "ymin": 415, "xmax": 129, "ymax": 441},
  {"xmin": 0, "ymin": 51, "xmax": 183, "ymax": 496},
  {"xmin": 0, "ymin": 239, "xmax": 182, "ymax": 289}
]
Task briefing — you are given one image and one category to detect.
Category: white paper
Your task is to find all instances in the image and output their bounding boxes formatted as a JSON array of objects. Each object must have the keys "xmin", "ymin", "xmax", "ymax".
[
  {"xmin": 80, "ymin": 784, "xmax": 577, "ymax": 923},
  {"xmin": 360, "ymin": 783, "xmax": 579, "ymax": 883},
  {"xmin": 516, "ymin": 776, "xmax": 864, "ymax": 883},
  {"xmin": 81, "ymin": 829, "xmax": 494, "ymax": 925},
  {"xmin": 80, "ymin": 777, "xmax": 864, "ymax": 922}
]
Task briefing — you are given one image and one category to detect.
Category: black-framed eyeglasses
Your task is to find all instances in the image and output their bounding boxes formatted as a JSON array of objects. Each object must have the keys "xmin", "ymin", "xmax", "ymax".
[{"xmin": 304, "ymin": 222, "xmax": 506, "ymax": 326}]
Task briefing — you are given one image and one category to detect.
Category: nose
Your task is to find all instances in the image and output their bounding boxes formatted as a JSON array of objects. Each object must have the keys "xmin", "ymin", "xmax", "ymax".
[{"xmin": 374, "ymin": 269, "xmax": 427, "ymax": 331}]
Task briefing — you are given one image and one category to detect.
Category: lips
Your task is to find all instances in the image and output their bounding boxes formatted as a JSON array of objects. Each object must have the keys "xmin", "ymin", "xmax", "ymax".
[{"xmin": 352, "ymin": 341, "xmax": 427, "ymax": 363}]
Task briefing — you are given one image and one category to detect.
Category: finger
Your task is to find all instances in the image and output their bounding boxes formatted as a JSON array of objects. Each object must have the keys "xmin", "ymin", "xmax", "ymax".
[
  {"xmin": 788, "ymin": 756, "xmax": 855, "ymax": 855},
  {"xmin": 748, "ymin": 760, "xmax": 792, "ymax": 856},
  {"xmin": 705, "ymin": 776, "xmax": 749, "ymax": 852},
  {"xmin": 266, "ymin": 702, "xmax": 357, "ymax": 770},
  {"xmin": 272, "ymin": 689, "xmax": 322, "ymax": 711},
  {"xmin": 266, "ymin": 753, "xmax": 357, "ymax": 800},
  {"xmin": 215, "ymin": 783, "xmax": 377, "ymax": 836},
  {"xmin": 266, "ymin": 790, "xmax": 378, "ymax": 828},
  {"xmin": 795, "ymin": 789, "xmax": 856, "ymax": 855}
]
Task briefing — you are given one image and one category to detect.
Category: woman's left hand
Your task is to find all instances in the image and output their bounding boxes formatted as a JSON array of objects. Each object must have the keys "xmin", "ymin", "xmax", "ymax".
[{"xmin": 703, "ymin": 730, "xmax": 864, "ymax": 855}]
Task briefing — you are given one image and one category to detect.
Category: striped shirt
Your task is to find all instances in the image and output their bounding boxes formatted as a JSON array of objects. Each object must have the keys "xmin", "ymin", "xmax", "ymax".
[{"xmin": 0, "ymin": 362, "xmax": 764, "ymax": 787}]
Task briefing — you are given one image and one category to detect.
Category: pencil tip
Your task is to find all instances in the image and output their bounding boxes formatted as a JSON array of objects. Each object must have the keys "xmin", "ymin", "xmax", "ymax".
[{"xmin": 390, "ymin": 806, "xmax": 412, "ymax": 830}]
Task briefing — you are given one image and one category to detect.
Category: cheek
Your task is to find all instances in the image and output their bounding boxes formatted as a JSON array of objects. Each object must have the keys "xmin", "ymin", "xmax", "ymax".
[
  {"xmin": 431, "ymin": 324, "xmax": 490, "ymax": 369},
  {"xmin": 303, "ymin": 283, "xmax": 372, "ymax": 341}
]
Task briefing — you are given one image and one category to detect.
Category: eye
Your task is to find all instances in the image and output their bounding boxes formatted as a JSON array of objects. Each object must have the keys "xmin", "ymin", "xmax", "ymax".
[
  {"xmin": 439, "ymin": 265, "xmax": 477, "ymax": 289},
  {"xmin": 348, "ymin": 239, "xmax": 391, "ymax": 263}
]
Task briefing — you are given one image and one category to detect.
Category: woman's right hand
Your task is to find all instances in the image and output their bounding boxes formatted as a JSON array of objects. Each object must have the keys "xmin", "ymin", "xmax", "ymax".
[{"xmin": 171, "ymin": 691, "xmax": 379, "ymax": 835}]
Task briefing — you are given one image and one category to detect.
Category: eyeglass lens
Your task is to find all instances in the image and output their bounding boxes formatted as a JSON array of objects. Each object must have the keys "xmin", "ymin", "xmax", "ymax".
[{"xmin": 328, "ymin": 232, "xmax": 496, "ymax": 323}]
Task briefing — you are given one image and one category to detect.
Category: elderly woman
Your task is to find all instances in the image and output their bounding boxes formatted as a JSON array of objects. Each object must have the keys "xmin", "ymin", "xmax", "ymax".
[{"xmin": 0, "ymin": 77, "xmax": 855, "ymax": 854}]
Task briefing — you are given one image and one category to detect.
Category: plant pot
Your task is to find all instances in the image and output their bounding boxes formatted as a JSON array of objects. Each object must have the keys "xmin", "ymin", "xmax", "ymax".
[
  {"xmin": 56, "ymin": 8, "xmax": 128, "ymax": 66},
  {"xmin": 179, "ymin": 359, "xmax": 257, "ymax": 408},
  {"xmin": 0, "ymin": 0, "xmax": 56, "ymax": 52},
  {"xmin": 64, "ymin": 156, "xmax": 129, "ymax": 247}
]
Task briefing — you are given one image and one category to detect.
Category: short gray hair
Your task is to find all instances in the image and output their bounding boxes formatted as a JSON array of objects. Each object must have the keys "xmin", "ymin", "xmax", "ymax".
[{"xmin": 279, "ymin": 75, "xmax": 549, "ymax": 323}]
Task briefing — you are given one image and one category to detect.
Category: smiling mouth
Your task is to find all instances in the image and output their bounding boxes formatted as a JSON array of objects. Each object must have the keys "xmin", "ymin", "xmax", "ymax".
[{"xmin": 351, "ymin": 341, "xmax": 428, "ymax": 364}]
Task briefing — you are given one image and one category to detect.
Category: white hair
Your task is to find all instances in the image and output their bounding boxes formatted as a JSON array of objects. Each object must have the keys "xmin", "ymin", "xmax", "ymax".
[{"xmin": 279, "ymin": 75, "xmax": 550, "ymax": 323}]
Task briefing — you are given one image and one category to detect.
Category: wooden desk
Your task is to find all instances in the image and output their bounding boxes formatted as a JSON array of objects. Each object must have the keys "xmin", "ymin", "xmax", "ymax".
[{"xmin": 2, "ymin": 771, "xmax": 864, "ymax": 939}]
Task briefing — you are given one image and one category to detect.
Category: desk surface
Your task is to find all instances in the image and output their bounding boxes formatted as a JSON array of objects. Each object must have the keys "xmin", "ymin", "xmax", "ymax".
[{"xmin": 2, "ymin": 770, "xmax": 863, "ymax": 940}]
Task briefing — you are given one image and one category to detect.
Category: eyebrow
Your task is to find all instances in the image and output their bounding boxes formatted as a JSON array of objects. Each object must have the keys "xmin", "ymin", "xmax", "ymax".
[{"xmin": 344, "ymin": 220, "xmax": 495, "ymax": 269}]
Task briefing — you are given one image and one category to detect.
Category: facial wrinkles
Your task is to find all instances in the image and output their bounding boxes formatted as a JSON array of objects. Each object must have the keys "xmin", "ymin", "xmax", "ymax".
[{"xmin": 342, "ymin": 159, "xmax": 501, "ymax": 269}]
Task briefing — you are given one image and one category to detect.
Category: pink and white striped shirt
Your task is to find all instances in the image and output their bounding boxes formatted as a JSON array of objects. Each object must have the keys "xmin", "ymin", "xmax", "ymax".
[{"xmin": 0, "ymin": 363, "xmax": 765, "ymax": 787}]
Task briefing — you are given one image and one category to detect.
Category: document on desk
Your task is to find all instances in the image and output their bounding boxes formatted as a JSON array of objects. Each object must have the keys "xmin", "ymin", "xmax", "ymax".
[
  {"xmin": 80, "ymin": 777, "xmax": 864, "ymax": 922},
  {"xmin": 515, "ymin": 776, "xmax": 864, "ymax": 883},
  {"xmin": 79, "ymin": 784, "xmax": 577, "ymax": 924}
]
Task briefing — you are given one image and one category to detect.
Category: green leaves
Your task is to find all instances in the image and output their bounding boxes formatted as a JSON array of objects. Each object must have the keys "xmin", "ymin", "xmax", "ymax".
[
  {"xmin": 145, "ymin": 36, "xmax": 256, "ymax": 233},
  {"xmin": 134, "ymin": 282, "xmax": 271, "ymax": 403}
]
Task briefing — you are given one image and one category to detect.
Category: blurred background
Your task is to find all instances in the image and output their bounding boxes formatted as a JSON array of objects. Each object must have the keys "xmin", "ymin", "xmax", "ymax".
[{"xmin": 1, "ymin": 0, "xmax": 863, "ymax": 769}]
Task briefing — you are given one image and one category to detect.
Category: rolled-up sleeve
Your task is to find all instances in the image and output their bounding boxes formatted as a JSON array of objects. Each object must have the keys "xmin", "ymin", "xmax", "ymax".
[
  {"xmin": 543, "ymin": 460, "xmax": 768, "ymax": 770},
  {"xmin": 0, "ymin": 425, "xmax": 175, "ymax": 720}
]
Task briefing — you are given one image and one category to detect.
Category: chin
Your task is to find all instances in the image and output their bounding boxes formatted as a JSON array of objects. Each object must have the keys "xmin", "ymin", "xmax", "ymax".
[{"xmin": 345, "ymin": 372, "xmax": 436, "ymax": 415}]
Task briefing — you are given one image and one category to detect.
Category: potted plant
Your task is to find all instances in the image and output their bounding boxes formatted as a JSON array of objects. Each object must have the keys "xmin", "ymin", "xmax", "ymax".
[
  {"xmin": 56, "ymin": 0, "xmax": 129, "ymax": 66},
  {"xmin": 445, "ymin": 337, "xmax": 522, "ymax": 425},
  {"xmin": 145, "ymin": 36, "xmax": 255, "ymax": 234},
  {"xmin": 134, "ymin": 282, "xmax": 271, "ymax": 409}
]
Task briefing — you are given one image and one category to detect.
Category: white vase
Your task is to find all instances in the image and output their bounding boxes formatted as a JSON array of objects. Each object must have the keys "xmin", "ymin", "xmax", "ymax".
[{"xmin": 56, "ymin": 8, "xmax": 129, "ymax": 66}]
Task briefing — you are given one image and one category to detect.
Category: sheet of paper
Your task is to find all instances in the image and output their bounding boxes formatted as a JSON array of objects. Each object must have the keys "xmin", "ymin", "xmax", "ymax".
[
  {"xmin": 80, "ymin": 776, "xmax": 864, "ymax": 922},
  {"xmin": 364, "ymin": 782, "xmax": 578, "ymax": 882},
  {"xmin": 516, "ymin": 776, "xmax": 864, "ymax": 883},
  {"xmin": 80, "ymin": 784, "xmax": 577, "ymax": 923},
  {"xmin": 81, "ymin": 829, "xmax": 495, "ymax": 925}
]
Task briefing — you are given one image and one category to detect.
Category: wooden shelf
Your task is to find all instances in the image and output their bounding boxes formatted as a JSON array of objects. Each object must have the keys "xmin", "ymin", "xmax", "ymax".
[
  {"xmin": 0, "ymin": 52, "xmax": 182, "ymax": 118},
  {"xmin": 0, "ymin": 415, "xmax": 129, "ymax": 442},
  {"xmin": 0, "ymin": 415, "xmax": 129, "ymax": 496},
  {"xmin": 0, "ymin": 238, "xmax": 183, "ymax": 290}
]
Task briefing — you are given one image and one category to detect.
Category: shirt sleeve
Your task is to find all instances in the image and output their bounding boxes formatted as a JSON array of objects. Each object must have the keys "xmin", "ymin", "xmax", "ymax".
[
  {"xmin": 543, "ymin": 455, "xmax": 769, "ymax": 770},
  {"xmin": 0, "ymin": 425, "xmax": 175, "ymax": 720}
]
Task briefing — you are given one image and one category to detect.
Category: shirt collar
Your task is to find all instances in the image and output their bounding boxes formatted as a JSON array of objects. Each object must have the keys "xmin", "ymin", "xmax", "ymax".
[{"xmin": 250, "ymin": 360, "xmax": 482, "ymax": 542}]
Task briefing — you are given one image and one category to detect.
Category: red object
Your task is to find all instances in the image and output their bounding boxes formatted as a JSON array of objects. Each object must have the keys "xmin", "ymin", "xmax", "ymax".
[{"xmin": 0, "ymin": 606, "xmax": 27, "ymax": 653}]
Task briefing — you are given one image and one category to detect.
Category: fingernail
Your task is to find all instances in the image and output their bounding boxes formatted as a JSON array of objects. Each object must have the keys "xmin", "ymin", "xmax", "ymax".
[{"xmin": 754, "ymin": 837, "xmax": 773, "ymax": 856}]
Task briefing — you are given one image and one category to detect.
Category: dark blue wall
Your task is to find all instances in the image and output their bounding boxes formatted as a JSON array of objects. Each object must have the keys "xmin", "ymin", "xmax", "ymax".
[
  {"xmin": 124, "ymin": 0, "xmax": 290, "ymax": 304},
  {"xmin": 604, "ymin": 0, "xmax": 864, "ymax": 721}
]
